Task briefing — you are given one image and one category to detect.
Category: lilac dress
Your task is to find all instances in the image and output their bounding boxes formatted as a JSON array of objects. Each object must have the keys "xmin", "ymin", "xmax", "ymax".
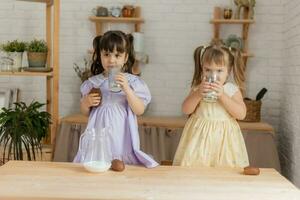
[{"xmin": 73, "ymin": 73, "xmax": 158, "ymax": 168}]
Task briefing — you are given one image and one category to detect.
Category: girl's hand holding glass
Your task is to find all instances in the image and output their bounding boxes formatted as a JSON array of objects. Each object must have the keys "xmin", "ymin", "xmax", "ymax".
[
  {"xmin": 115, "ymin": 73, "xmax": 130, "ymax": 93},
  {"xmin": 210, "ymin": 80, "xmax": 224, "ymax": 98},
  {"xmin": 197, "ymin": 78, "xmax": 212, "ymax": 98}
]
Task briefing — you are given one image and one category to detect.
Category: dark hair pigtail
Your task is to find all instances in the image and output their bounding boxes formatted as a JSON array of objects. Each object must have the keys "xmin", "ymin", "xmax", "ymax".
[
  {"xmin": 123, "ymin": 33, "xmax": 136, "ymax": 73},
  {"xmin": 91, "ymin": 35, "xmax": 104, "ymax": 75}
]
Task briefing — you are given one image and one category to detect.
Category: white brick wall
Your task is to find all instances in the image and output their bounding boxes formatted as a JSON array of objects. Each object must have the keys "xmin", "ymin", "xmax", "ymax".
[
  {"xmin": 3, "ymin": 0, "xmax": 300, "ymax": 186},
  {"xmin": 0, "ymin": 0, "xmax": 283, "ymax": 124},
  {"xmin": 0, "ymin": 0, "xmax": 46, "ymax": 107},
  {"xmin": 279, "ymin": 0, "xmax": 300, "ymax": 188}
]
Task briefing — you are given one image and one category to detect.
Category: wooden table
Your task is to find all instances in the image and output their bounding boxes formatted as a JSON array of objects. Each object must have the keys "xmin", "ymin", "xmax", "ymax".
[{"xmin": 0, "ymin": 161, "xmax": 298, "ymax": 200}]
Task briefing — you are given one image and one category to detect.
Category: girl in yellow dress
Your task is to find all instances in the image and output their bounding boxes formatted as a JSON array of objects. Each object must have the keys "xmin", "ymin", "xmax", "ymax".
[{"xmin": 173, "ymin": 44, "xmax": 249, "ymax": 167}]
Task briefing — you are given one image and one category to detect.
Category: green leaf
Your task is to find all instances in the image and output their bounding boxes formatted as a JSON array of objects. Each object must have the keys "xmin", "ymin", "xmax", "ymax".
[
  {"xmin": 0, "ymin": 40, "xmax": 26, "ymax": 52},
  {"xmin": 26, "ymin": 39, "xmax": 48, "ymax": 52},
  {"xmin": 0, "ymin": 101, "xmax": 51, "ymax": 164}
]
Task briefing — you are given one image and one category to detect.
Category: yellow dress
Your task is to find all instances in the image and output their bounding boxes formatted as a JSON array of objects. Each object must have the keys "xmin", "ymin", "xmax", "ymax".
[{"xmin": 173, "ymin": 82, "xmax": 249, "ymax": 168}]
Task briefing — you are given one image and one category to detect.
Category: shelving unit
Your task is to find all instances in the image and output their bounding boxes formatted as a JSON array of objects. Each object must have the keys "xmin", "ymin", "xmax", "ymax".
[
  {"xmin": 0, "ymin": 0, "xmax": 60, "ymax": 144},
  {"xmin": 89, "ymin": 16, "xmax": 144, "ymax": 24},
  {"xmin": 210, "ymin": 19, "xmax": 254, "ymax": 24},
  {"xmin": 0, "ymin": 71, "xmax": 53, "ymax": 77},
  {"xmin": 210, "ymin": 7, "xmax": 255, "ymax": 66},
  {"xmin": 89, "ymin": 6, "xmax": 144, "ymax": 75}
]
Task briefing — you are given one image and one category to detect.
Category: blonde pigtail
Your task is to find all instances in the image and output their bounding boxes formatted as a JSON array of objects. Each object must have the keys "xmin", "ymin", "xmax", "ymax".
[
  {"xmin": 230, "ymin": 48, "xmax": 246, "ymax": 94},
  {"xmin": 192, "ymin": 46, "xmax": 206, "ymax": 87}
]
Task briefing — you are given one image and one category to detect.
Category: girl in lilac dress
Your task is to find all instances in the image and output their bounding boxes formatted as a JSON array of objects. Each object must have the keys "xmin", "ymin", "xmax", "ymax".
[{"xmin": 73, "ymin": 30, "xmax": 158, "ymax": 168}]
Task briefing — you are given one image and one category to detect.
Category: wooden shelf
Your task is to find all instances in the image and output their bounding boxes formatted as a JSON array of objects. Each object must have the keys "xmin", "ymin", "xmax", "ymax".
[
  {"xmin": 14, "ymin": 0, "xmax": 60, "ymax": 144},
  {"xmin": 0, "ymin": 71, "xmax": 53, "ymax": 77},
  {"xmin": 89, "ymin": 6, "xmax": 143, "ymax": 75},
  {"xmin": 90, "ymin": 6, "xmax": 143, "ymax": 36},
  {"xmin": 210, "ymin": 19, "xmax": 254, "ymax": 24},
  {"xmin": 89, "ymin": 16, "xmax": 144, "ymax": 23},
  {"xmin": 211, "ymin": 7, "xmax": 254, "ymax": 62},
  {"xmin": 17, "ymin": 0, "xmax": 53, "ymax": 5},
  {"xmin": 211, "ymin": 6, "xmax": 254, "ymax": 96},
  {"xmin": 242, "ymin": 53, "xmax": 254, "ymax": 57}
]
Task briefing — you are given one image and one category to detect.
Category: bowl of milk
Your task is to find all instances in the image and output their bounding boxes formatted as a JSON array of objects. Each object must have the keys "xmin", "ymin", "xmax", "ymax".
[{"xmin": 83, "ymin": 161, "xmax": 111, "ymax": 173}]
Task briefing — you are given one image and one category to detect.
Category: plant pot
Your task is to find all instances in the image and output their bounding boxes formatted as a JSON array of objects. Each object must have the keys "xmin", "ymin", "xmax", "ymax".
[
  {"xmin": 27, "ymin": 52, "xmax": 47, "ymax": 68},
  {"xmin": 7, "ymin": 52, "xmax": 23, "ymax": 72},
  {"xmin": 241, "ymin": 99, "xmax": 262, "ymax": 122}
]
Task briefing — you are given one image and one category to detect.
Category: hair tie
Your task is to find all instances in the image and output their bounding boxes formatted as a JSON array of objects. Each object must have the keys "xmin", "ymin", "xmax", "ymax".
[{"xmin": 200, "ymin": 45, "xmax": 207, "ymax": 59}]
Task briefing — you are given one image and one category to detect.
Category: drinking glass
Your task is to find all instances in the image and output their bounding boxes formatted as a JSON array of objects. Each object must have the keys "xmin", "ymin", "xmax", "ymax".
[
  {"xmin": 108, "ymin": 66, "xmax": 122, "ymax": 93},
  {"xmin": 203, "ymin": 72, "xmax": 219, "ymax": 103}
]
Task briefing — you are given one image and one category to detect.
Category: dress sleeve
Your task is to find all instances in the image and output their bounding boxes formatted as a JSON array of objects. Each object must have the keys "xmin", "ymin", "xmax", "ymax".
[
  {"xmin": 80, "ymin": 80, "xmax": 94, "ymax": 96},
  {"xmin": 129, "ymin": 77, "xmax": 151, "ymax": 106},
  {"xmin": 224, "ymin": 82, "xmax": 239, "ymax": 97}
]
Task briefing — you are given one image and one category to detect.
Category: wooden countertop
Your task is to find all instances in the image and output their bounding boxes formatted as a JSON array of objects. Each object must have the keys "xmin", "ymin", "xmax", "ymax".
[
  {"xmin": 0, "ymin": 161, "xmax": 298, "ymax": 200},
  {"xmin": 60, "ymin": 114, "xmax": 274, "ymax": 133}
]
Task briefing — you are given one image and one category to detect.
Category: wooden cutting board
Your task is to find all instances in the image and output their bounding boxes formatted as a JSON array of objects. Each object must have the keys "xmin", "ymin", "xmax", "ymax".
[{"xmin": 0, "ymin": 161, "xmax": 299, "ymax": 200}]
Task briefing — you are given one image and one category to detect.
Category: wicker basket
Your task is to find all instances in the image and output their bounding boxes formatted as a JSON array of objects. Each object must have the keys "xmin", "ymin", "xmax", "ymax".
[{"xmin": 242, "ymin": 99, "xmax": 262, "ymax": 122}]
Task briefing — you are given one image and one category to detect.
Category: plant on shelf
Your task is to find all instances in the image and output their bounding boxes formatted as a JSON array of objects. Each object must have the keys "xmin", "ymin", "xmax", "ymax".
[
  {"xmin": 0, "ymin": 40, "xmax": 26, "ymax": 71},
  {"xmin": 0, "ymin": 40, "xmax": 26, "ymax": 52},
  {"xmin": 26, "ymin": 39, "xmax": 48, "ymax": 68},
  {"xmin": 73, "ymin": 58, "xmax": 92, "ymax": 82},
  {"xmin": 0, "ymin": 101, "xmax": 51, "ymax": 164}
]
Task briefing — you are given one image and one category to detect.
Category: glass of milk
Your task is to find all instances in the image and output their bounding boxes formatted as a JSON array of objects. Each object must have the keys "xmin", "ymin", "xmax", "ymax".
[
  {"xmin": 203, "ymin": 71, "xmax": 219, "ymax": 103},
  {"xmin": 108, "ymin": 66, "xmax": 122, "ymax": 93}
]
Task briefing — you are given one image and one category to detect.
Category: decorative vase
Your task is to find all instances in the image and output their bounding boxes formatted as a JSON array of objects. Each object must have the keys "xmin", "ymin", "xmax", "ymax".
[
  {"xmin": 7, "ymin": 52, "xmax": 23, "ymax": 72},
  {"xmin": 223, "ymin": 8, "xmax": 233, "ymax": 19},
  {"xmin": 92, "ymin": 6, "xmax": 108, "ymax": 17},
  {"xmin": 122, "ymin": 5, "xmax": 135, "ymax": 17}
]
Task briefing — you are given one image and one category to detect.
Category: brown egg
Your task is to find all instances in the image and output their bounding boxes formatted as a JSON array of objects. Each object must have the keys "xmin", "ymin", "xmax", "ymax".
[
  {"xmin": 244, "ymin": 166, "xmax": 260, "ymax": 175},
  {"xmin": 89, "ymin": 87, "xmax": 101, "ymax": 96},
  {"xmin": 89, "ymin": 88, "xmax": 102, "ymax": 106},
  {"xmin": 111, "ymin": 159, "xmax": 125, "ymax": 172}
]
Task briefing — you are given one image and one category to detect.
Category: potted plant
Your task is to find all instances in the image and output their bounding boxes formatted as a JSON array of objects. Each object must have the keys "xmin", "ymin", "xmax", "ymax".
[
  {"xmin": 73, "ymin": 58, "xmax": 92, "ymax": 82},
  {"xmin": 0, "ymin": 101, "xmax": 51, "ymax": 164},
  {"xmin": 26, "ymin": 39, "xmax": 48, "ymax": 68},
  {"xmin": 0, "ymin": 40, "xmax": 26, "ymax": 72}
]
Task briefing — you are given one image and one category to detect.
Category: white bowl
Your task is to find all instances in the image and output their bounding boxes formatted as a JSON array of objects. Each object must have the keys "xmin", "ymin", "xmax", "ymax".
[{"xmin": 83, "ymin": 161, "xmax": 111, "ymax": 173}]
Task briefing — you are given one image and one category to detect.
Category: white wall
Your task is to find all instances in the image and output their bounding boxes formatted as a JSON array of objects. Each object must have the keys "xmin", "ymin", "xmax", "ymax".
[
  {"xmin": 279, "ymin": 0, "xmax": 300, "ymax": 187},
  {"xmin": 0, "ymin": 0, "xmax": 283, "ymax": 126},
  {"xmin": 3, "ymin": 0, "xmax": 300, "ymax": 186},
  {"xmin": 0, "ymin": 0, "xmax": 46, "ymax": 104}
]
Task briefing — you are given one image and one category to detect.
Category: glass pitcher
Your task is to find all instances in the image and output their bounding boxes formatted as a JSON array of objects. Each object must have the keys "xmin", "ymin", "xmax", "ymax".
[{"xmin": 79, "ymin": 128, "xmax": 112, "ymax": 173}]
